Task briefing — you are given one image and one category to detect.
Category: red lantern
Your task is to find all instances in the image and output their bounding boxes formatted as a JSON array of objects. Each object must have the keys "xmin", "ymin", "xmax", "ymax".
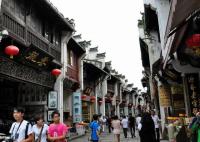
[
  {"xmin": 5, "ymin": 45, "xmax": 19, "ymax": 59},
  {"xmin": 90, "ymin": 96, "xmax": 96, "ymax": 100},
  {"xmin": 90, "ymin": 96, "xmax": 96, "ymax": 103},
  {"xmin": 81, "ymin": 95, "xmax": 87, "ymax": 100},
  {"xmin": 51, "ymin": 69, "xmax": 61, "ymax": 76},
  {"xmin": 186, "ymin": 34, "xmax": 200, "ymax": 48}
]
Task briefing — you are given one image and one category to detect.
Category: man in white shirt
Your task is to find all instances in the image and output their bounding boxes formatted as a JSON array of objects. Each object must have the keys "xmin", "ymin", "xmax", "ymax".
[
  {"xmin": 100, "ymin": 116, "xmax": 107, "ymax": 132},
  {"xmin": 121, "ymin": 115, "xmax": 128, "ymax": 138},
  {"xmin": 136, "ymin": 114, "xmax": 142, "ymax": 126},
  {"xmin": 151, "ymin": 110, "xmax": 160, "ymax": 142},
  {"xmin": 9, "ymin": 107, "xmax": 33, "ymax": 142}
]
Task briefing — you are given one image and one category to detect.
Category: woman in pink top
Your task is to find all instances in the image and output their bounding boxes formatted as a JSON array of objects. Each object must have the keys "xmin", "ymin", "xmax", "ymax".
[
  {"xmin": 48, "ymin": 111, "xmax": 68, "ymax": 142},
  {"xmin": 112, "ymin": 115, "xmax": 121, "ymax": 142}
]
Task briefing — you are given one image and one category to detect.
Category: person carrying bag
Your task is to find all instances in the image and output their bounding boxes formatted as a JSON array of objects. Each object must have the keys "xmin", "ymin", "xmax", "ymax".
[
  {"xmin": 89, "ymin": 114, "xmax": 101, "ymax": 142},
  {"xmin": 35, "ymin": 125, "xmax": 44, "ymax": 142},
  {"xmin": 33, "ymin": 115, "xmax": 49, "ymax": 142}
]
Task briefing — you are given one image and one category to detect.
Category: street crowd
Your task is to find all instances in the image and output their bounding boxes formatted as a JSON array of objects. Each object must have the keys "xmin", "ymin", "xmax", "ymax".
[
  {"xmin": 2, "ymin": 107, "xmax": 163, "ymax": 142},
  {"xmin": 3, "ymin": 107, "xmax": 68, "ymax": 142},
  {"xmin": 89, "ymin": 110, "xmax": 160, "ymax": 142}
]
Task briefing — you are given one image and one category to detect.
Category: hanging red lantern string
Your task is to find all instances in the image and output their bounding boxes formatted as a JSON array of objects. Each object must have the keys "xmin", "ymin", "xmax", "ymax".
[
  {"xmin": 5, "ymin": 45, "xmax": 19, "ymax": 59},
  {"xmin": 51, "ymin": 69, "xmax": 61, "ymax": 77},
  {"xmin": 81, "ymin": 95, "xmax": 87, "ymax": 100},
  {"xmin": 90, "ymin": 96, "xmax": 96, "ymax": 103},
  {"xmin": 186, "ymin": 34, "xmax": 200, "ymax": 48},
  {"xmin": 186, "ymin": 34, "xmax": 200, "ymax": 56}
]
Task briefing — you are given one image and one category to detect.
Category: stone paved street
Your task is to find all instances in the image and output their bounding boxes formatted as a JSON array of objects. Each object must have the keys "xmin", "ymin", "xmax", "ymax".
[{"xmin": 69, "ymin": 130, "xmax": 169, "ymax": 142}]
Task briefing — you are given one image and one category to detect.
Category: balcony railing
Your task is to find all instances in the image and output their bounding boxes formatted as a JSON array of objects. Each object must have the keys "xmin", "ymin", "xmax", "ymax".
[
  {"xmin": 2, "ymin": 13, "xmax": 25, "ymax": 39},
  {"xmin": 2, "ymin": 12, "xmax": 61, "ymax": 62},
  {"xmin": 27, "ymin": 30, "xmax": 49, "ymax": 52},
  {"xmin": 66, "ymin": 66, "xmax": 79, "ymax": 82},
  {"xmin": 50, "ymin": 47, "xmax": 61, "ymax": 62}
]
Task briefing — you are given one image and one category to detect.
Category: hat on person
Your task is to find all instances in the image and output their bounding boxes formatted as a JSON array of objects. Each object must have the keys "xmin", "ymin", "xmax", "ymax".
[{"xmin": 13, "ymin": 107, "xmax": 25, "ymax": 113}]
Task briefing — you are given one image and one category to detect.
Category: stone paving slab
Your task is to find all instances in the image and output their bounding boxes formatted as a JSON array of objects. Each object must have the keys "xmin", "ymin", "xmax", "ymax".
[{"xmin": 69, "ymin": 131, "xmax": 169, "ymax": 142}]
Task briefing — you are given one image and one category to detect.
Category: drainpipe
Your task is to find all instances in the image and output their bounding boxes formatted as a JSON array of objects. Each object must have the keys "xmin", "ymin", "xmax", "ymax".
[
  {"xmin": 118, "ymin": 83, "xmax": 122, "ymax": 117},
  {"xmin": 95, "ymin": 83, "xmax": 98, "ymax": 114},
  {"xmin": 97, "ymin": 74, "xmax": 110, "ymax": 115},
  {"xmin": 79, "ymin": 54, "xmax": 86, "ymax": 91},
  {"xmin": 114, "ymin": 82, "xmax": 117, "ymax": 115},
  {"xmin": 77, "ymin": 53, "xmax": 86, "ymax": 122},
  {"xmin": 54, "ymin": 31, "xmax": 72, "ymax": 123}
]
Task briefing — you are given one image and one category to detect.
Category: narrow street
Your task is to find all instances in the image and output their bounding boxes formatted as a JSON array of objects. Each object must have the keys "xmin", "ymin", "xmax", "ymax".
[
  {"xmin": 1, "ymin": 0, "xmax": 199, "ymax": 142},
  {"xmin": 69, "ymin": 130, "xmax": 169, "ymax": 142}
]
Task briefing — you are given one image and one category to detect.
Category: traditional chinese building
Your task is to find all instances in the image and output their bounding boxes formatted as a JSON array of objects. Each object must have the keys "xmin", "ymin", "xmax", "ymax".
[
  {"xmin": 0, "ymin": 0, "xmax": 74, "ymax": 134},
  {"xmin": 138, "ymin": 0, "xmax": 200, "ymax": 136},
  {"xmin": 62, "ymin": 36, "xmax": 85, "ymax": 125},
  {"xmin": 82, "ymin": 47, "xmax": 108, "ymax": 122}
]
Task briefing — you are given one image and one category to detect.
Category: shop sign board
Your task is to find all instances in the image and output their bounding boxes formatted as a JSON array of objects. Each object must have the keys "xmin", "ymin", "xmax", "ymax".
[
  {"xmin": 186, "ymin": 73, "xmax": 200, "ymax": 115},
  {"xmin": 48, "ymin": 91, "xmax": 58, "ymax": 109},
  {"xmin": 158, "ymin": 86, "xmax": 171, "ymax": 107},
  {"xmin": 171, "ymin": 85, "xmax": 184, "ymax": 95},
  {"xmin": 73, "ymin": 92, "xmax": 82, "ymax": 123}
]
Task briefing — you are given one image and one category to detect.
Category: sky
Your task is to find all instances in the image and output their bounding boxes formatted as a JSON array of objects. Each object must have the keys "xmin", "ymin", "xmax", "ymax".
[{"xmin": 50, "ymin": 0, "xmax": 144, "ymax": 89}]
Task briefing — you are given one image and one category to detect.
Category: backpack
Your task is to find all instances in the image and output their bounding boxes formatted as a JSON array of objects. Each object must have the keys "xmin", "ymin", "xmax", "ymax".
[{"xmin": 25, "ymin": 122, "xmax": 31, "ymax": 139}]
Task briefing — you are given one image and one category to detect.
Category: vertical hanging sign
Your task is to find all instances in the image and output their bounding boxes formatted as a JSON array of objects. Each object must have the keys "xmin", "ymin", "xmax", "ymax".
[
  {"xmin": 73, "ymin": 91, "xmax": 82, "ymax": 123},
  {"xmin": 158, "ymin": 85, "xmax": 171, "ymax": 107},
  {"xmin": 187, "ymin": 73, "xmax": 200, "ymax": 116}
]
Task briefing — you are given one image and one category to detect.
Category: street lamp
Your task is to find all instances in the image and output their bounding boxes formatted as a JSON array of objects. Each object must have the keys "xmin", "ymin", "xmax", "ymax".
[{"xmin": 0, "ymin": 29, "xmax": 8, "ymax": 42}]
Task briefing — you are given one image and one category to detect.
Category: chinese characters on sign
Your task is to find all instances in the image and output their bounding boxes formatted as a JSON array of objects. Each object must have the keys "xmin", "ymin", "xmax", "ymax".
[
  {"xmin": 73, "ymin": 92, "xmax": 82, "ymax": 123},
  {"xmin": 187, "ymin": 74, "xmax": 200, "ymax": 115},
  {"xmin": 48, "ymin": 91, "xmax": 58, "ymax": 109},
  {"xmin": 158, "ymin": 85, "xmax": 171, "ymax": 107}
]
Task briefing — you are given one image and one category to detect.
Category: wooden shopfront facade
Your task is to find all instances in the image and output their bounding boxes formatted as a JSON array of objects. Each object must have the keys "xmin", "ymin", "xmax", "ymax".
[{"xmin": 0, "ymin": 0, "xmax": 73, "ymax": 134}]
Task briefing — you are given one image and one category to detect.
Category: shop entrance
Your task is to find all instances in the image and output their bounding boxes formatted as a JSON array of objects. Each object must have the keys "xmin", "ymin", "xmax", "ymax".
[
  {"xmin": 0, "ymin": 77, "xmax": 19, "ymax": 134},
  {"xmin": 0, "ymin": 76, "xmax": 50, "ymax": 134}
]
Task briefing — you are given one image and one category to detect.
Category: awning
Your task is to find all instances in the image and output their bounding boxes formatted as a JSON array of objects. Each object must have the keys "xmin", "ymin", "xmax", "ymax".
[
  {"xmin": 144, "ymin": 4, "xmax": 159, "ymax": 33},
  {"xmin": 108, "ymin": 74, "xmax": 120, "ymax": 83},
  {"xmin": 168, "ymin": 0, "xmax": 200, "ymax": 36},
  {"xmin": 83, "ymin": 62, "xmax": 108, "ymax": 81},
  {"xmin": 37, "ymin": 0, "xmax": 75, "ymax": 31},
  {"xmin": 163, "ymin": 23, "xmax": 188, "ymax": 69},
  {"xmin": 68, "ymin": 38, "xmax": 86, "ymax": 56},
  {"xmin": 139, "ymin": 38, "xmax": 150, "ymax": 68}
]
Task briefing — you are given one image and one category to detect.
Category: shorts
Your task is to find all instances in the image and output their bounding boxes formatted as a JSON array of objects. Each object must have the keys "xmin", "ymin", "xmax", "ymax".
[{"xmin": 113, "ymin": 129, "xmax": 120, "ymax": 134}]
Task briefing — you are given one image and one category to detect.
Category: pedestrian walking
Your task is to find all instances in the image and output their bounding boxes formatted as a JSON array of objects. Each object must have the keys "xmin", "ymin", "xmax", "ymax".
[
  {"xmin": 136, "ymin": 114, "xmax": 142, "ymax": 129},
  {"xmin": 138, "ymin": 112, "xmax": 156, "ymax": 142},
  {"xmin": 121, "ymin": 116, "xmax": 128, "ymax": 138},
  {"xmin": 48, "ymin": 110, "xmax": 68, "ymax": 142},
  {"xmin": 128, "ymin": 114, "xmax": 136, "ymax": 138},
  {"xmin": 9, "ymin": 107, "xmax": 34, "ymax": 142},
  {"xmin": 111, "ymin": 115, "xmax": 121, "ymax": 142},
  {"xmin": 189, "ymin": 112, "xmax": 199, "ymax": 142},
  {"xmin": 107, "ymin": 117, "xmax": 112, "ymax": 133},
  {"xmin": 176, "ymin": 118, "xmax": 189, "ymax": 142},
  {"xmin": 89, "ymin": 114, "xmax": 101, "ymax": 142},
  {"xmin": 32, "ymin": 114, "xmax": 48, "ymax": 142},
  {"xmin": 98, "ymin": 114, "xmax": 103, "ymax": 132},
  {"xmin": 102, "ymin": 116, "xmax": 107, "ymax": 132},
  {"xmin": 151, "ymin": 110, "xmax": 161, "ymax": 142}
]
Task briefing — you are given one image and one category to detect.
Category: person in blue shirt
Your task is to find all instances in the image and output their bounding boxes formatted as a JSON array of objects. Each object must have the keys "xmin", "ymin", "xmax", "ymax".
[{"xmin": 90, "ymin": 114, "xmax": 101, "ymax": 142}]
